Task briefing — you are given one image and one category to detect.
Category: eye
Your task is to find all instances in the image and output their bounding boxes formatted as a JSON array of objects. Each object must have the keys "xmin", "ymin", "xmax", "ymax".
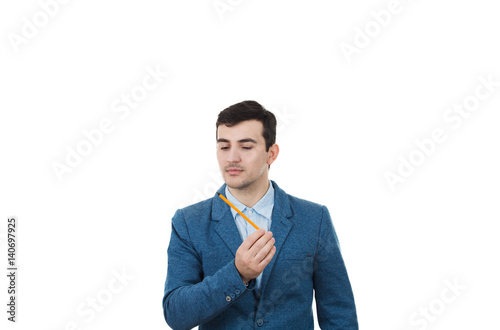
[
  {"xmin": 220, "ymin": 146, "xmax": 229, "ymax": 150},
  {"xmin": 242, "ymin": 147, "xmax": 252, "ymax": 150}
]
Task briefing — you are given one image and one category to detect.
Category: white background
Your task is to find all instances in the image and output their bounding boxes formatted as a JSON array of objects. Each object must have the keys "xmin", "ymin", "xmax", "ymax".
[{"xmin": 1, "ymin": 0, "xmax": 499, "ymax": 329}]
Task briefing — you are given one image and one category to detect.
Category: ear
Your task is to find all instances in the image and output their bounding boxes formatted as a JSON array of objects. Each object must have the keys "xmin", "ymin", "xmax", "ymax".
[{"xmin": 267, "ymin": 144, "xmax": 279, "ymax": 166}]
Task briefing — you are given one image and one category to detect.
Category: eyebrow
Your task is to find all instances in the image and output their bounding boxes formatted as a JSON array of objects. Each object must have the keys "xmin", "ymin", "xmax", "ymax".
[{"xmin": 216, "ymin": 138, "xmax": 258, "ymax": 144}]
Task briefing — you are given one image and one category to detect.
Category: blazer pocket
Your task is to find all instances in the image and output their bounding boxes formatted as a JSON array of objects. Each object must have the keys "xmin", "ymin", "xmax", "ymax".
[
  {"xmin": 282, "ymin": 251, "xmax": 314, "ymax": 261},
  {"xmin": 281, "ymin": 251, "xmax": 314, "ymax": 280}
]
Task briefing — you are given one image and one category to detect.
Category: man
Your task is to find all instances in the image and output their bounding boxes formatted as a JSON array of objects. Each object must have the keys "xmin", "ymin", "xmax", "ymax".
[{"xmin": 163, "ymin": 101, "xmax": 358, "ymax": 329}]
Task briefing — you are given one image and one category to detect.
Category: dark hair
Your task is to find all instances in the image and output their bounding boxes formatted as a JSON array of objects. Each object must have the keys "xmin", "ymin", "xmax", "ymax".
[{"xmin": 216, "ymin": 100, "xmax": 277, "ymax": 152}]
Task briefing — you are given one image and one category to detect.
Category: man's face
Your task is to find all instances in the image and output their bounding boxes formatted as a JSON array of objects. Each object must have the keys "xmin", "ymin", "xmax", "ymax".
[{"xmin": 216, "ymin": 120, "xmax": 274, "ymax": 191}]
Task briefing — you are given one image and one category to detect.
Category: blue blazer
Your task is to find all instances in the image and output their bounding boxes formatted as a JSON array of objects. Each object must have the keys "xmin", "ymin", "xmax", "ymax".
[{"xmin": 163, "ymin": 181, "xmax": 358, "ymax": 329}]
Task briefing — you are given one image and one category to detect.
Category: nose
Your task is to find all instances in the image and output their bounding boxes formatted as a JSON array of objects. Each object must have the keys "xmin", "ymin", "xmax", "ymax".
[{"xmin": 227, "ymin": 148, "xmax": 241, "ymax": 163}]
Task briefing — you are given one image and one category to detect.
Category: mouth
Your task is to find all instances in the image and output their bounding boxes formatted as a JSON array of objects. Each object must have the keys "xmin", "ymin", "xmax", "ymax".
[{"xmin": 227, "ymin": 168, "xmax": 243, "ymax": 175}]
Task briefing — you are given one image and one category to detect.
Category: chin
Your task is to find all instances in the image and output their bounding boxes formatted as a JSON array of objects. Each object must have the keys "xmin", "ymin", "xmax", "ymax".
[{"xmin": 227, "ymin": 180, "xmax": 253, "ymax": 191}]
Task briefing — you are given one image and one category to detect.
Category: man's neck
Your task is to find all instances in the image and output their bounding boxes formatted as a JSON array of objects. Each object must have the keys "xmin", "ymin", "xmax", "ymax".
[{"xmin": 228, "ymin": 180, "xmax": 270, "ymax": 208}]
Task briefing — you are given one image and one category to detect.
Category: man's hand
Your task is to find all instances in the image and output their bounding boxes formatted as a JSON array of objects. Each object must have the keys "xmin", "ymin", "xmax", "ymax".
[{"xmin": 235, "ymin": 229, "xmax": 276, "ymax": 285}]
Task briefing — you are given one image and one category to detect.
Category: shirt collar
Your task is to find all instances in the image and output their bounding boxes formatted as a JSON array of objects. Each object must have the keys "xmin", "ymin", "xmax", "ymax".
[{"xmin": 225, "ymin": 181, "xmax": 275, "ymax": 220}]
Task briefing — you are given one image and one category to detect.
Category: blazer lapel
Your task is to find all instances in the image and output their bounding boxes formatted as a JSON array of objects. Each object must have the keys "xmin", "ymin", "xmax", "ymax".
[
  {"xmin": 259, "ymin": 181, "xmax": 294, "ymax": 295},
  {"xmin": 212, "ymin": 185, "xmax": 242, "ymax": 256}
]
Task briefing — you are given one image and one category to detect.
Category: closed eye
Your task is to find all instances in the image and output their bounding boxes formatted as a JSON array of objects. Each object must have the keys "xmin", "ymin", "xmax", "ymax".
[{"xmin": 220, "ymin": 146, "xmax": 252, "ymax": 150}]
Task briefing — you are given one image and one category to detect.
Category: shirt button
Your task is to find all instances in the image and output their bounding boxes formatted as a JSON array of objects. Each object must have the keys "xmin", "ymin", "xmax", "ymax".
[
  {"xmin": 256, "ymin": 319, "xmax": 264, "ymax": 326},
  {"xmin": 235, "ymin": 289, "xmax": 240, "ymax": 294},
  {"xmin": 225, "ymin": 296, "xmax": 232, "ymax": 302},
  {"xmin": 230, "ymin": 293, "xmax": 235, "ymax": 298},
  {"xmin": 248, "ymin": 210, "xmax": 253, "ymax": 215}
]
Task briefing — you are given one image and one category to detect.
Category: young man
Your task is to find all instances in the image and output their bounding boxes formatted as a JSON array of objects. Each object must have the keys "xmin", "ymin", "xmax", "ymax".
[{"xmin": 163, "ymin": 101, "xmax": 358, "ymax": 329}]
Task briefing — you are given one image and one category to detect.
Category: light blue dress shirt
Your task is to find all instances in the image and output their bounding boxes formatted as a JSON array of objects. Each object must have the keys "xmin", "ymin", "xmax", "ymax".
[{"xmin": 224, "ymin": 181, "xmax": 274, "ymax": 292}]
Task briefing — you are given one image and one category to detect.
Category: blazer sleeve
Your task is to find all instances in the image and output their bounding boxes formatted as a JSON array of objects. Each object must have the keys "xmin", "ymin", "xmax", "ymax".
[
  {"xmin": 313, "ymin": 205, "xmax": 358, "ymax": 329},
  {"xmin": 162, "ymin": 209, "xmax": 254, "ymax": 330}
]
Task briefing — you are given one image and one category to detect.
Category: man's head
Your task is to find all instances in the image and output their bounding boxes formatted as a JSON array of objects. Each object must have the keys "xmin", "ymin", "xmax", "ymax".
[{"xmin": 216, "ymin": 101, "xmax": 279, "ymax": 191}]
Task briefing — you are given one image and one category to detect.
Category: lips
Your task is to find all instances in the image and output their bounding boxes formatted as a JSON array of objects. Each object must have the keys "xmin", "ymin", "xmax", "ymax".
[{"xmin": 227, "ymin": 168, "xmax": 243, "ymax": 175}]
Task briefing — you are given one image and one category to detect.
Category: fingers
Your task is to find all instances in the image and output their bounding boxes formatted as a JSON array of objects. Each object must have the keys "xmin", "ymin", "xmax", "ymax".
[
  {"xmin": 254, "ymin": 234, "xmax": 276, "ymax": 263},
  {"xmin": 240, "ymin": 228, "xmax": 266, "ymax": 250},
  {"xmin": 260, "ymin": 245, "xmax": 276, "ymax": 266},
  {"xmin": 249, "ymin": 231, "xmax": 274, "ymax": 257}
]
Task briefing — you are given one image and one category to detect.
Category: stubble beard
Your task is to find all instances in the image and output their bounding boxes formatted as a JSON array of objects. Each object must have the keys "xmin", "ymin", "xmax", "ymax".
[{"xmin": 225, "ymin": 173, "xmax": 253, "ymax": 191}]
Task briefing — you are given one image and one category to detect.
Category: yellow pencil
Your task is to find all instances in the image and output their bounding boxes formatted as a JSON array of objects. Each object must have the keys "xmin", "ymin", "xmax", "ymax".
[{"xmin": 218, "ymin": 193, "xmax": 260, "ymax": 230}]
